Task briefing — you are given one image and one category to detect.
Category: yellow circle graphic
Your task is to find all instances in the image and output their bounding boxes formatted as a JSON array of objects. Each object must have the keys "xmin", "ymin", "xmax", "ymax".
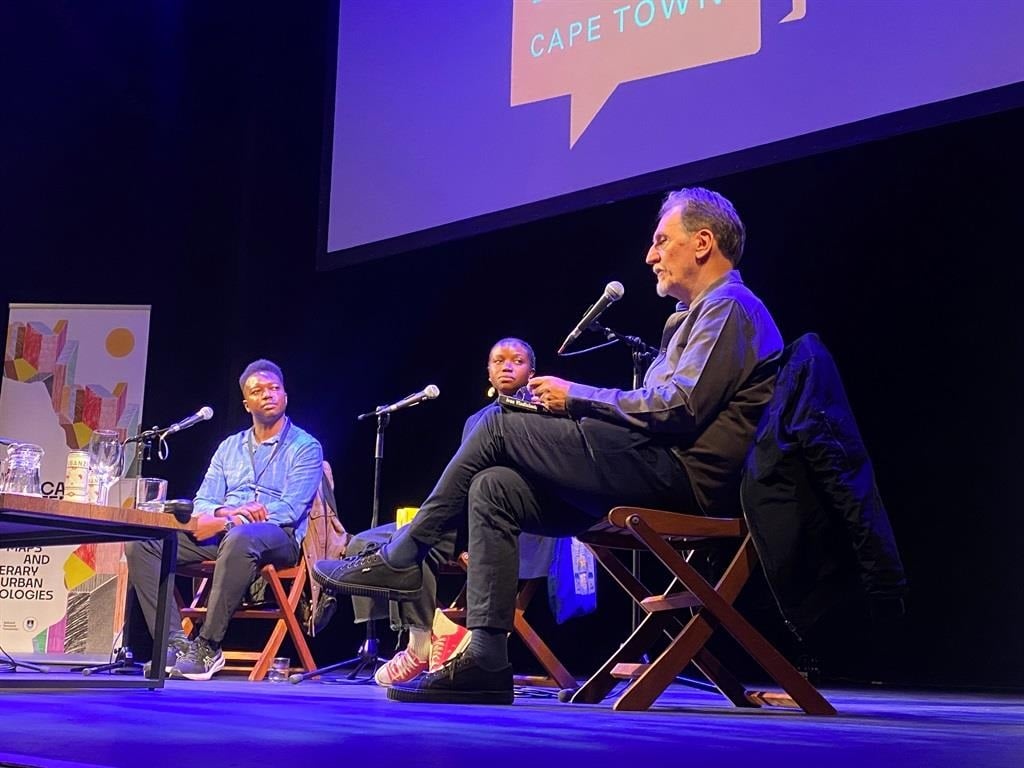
[{"xmin": 105, "ymin": 328, "xmax": 135, "ymax": 358}]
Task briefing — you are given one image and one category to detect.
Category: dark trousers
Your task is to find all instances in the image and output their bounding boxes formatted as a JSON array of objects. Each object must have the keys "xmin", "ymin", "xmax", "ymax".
[
  {"xmin": 404, "ymin": 405, "xmax": 695, "ymax": 632},
  {"xmin": 349, "ymin": 523, "xmax": 558, "ymax": 631},
  {"xmin": 125, "ymin": 523, "xmax": 300, "ymax": 645},
  {"xmin": 349, "ymin": 523, "xmax": 456, "ymax": 630}
]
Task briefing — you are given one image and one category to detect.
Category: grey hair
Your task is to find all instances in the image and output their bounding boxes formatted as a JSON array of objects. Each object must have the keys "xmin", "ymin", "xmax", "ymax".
[
  {"xmin": 659, "ymin": 187, "xmax": 746, "ymax": 265},
  {"xmin": 238, "ymin": 359, "xmax": 284, "ymax": 392}
]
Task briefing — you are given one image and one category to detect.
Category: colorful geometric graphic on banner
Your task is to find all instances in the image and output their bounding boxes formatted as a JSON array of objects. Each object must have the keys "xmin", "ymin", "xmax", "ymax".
[
  {"xmin": 5, "ymin": 316, "xmax": 140, "ymax": 450},
  {"xmin": 0, "ymin": 304, "xmax": 150, "ymax": 656}
]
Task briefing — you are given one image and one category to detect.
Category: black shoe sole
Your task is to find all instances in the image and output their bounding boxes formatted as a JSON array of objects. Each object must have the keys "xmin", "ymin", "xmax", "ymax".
[
  {"xmin": 311, "ymin": 566, "xmax": 422, "ymax": 602},
  {"xmin": 386, "ymin": 686, "xmax": 514, "ymax": 705}
]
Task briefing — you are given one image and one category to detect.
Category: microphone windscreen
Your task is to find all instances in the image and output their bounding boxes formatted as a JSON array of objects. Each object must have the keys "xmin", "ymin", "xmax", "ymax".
[
  {"xmin": 605, "ymin": 281, "xmax": 625, "ymax": 301},
  {"xmin": 424, "ymin": 385, "xmax": 440, "ymax": 399},
  {"xmin": 198, "ymin": 406, "xmax": 214, "ymax": 420}
]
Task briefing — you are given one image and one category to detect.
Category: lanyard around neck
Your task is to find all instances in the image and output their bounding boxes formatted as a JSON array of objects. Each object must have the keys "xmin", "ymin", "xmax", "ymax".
[{"xmin": 247, "ymin": 418, "xmax": 291, "ymax": 501}]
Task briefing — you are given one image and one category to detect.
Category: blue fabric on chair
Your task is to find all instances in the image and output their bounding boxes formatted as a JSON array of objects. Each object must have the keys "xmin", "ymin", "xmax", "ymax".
[{"xmin": 548, "ymin": 536, "xmax": 597, "ymax": 624}]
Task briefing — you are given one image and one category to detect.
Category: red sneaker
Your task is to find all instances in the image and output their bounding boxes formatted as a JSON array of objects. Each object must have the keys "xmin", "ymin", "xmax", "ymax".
[
  {"xmin": 429, "ymin": 625, "xmax": 472, "ymax": 672},
  {"xmin": 374, "ymin": 648, "xmax": 428, "ymax": 687}
]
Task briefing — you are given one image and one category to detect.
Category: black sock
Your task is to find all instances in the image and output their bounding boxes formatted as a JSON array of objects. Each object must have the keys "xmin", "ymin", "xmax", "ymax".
[
  {"xmin": 468, "ymin": 627, "xmax": 508, "ymax": 670},
  {"xmin": 381, "ymin": 526, "xmax": 425, "ymax": 569}
]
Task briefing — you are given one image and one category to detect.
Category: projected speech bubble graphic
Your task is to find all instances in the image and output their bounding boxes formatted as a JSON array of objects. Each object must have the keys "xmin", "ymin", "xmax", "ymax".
[{"xmin": 511, "ymin": 0, "xmax": 806, "ymax": 148}]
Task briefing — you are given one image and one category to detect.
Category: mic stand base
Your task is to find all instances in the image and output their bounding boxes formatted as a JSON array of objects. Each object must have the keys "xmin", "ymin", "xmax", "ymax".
[
  {"xmin": 288, "ymin": 631, "xmax": 382, "ymax": 685},
  {"xmin": 73, "ymin": 646, "xmax": 145, "ymax": 676}
]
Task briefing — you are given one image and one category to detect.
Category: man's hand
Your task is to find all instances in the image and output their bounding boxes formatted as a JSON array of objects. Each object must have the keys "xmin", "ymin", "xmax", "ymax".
[
  {"xmin": 527, "ymin": 376, "xmax": 573, "ymax": 415},
  {"xmin": 194, "ymin": 513, "xmax": 230, "ymax": 541},
  {"xmin": 216, "ymin": 501, "xmax": 269, "ymax": 523}
]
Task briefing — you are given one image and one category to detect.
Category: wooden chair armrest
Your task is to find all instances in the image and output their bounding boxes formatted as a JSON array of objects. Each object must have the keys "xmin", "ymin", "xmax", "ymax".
[{"xmin": 608, "ymin": 506, "xmax": 746, "ymax": 538}]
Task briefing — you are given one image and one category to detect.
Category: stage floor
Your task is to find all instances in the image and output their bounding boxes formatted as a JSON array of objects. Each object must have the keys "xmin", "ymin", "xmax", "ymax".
[{"xmin": 1, "ymin": 673, "xmax": 1021, "ymax": 768}]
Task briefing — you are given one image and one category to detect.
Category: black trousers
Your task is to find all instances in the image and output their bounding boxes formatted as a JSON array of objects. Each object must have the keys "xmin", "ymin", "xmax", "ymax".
[
  {"xmin": 125, "ymin": 523, "xmax": 299, "ymax": 645},
  {"xmin": 348, "ymin": 522, "xmax": 558, "ymax": 631},
  {"xmin": 348, "ymin": 523, "xmax": 456, "ymax": 630},
  {"xmin": 404, "ymin": 405, "xmax": 695, "ymax": 631}
]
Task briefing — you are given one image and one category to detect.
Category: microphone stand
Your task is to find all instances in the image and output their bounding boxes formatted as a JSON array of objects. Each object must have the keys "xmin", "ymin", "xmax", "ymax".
[
  {"xmin": 292, "ymin": 412, "xmax": 390, "ymax": 684},
  {"xmin": 593, "ymin": 324, "xmax": 658, "ymax": 633},
  {"xmin": 75, "ymin": 428, "xmax": 163, "ymax": 676},
  {"xmin": 592, "ymin": 323, "xmax": 658, "ymax": 382},
  {"xmin": 595, "ymin": 325, "xmax": 718, "ymax": 693}
]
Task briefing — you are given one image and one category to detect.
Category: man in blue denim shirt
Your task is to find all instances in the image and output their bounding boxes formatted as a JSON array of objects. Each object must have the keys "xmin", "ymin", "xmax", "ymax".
[{"xmin": 126, "ymin": 359, "xmax": 323, "ymax": 680}]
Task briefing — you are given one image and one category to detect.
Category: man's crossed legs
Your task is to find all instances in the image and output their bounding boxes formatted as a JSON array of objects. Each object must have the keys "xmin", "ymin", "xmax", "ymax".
[{"xmin": 314, "ymin": 406, "xmax": 693, "ymax": 703}]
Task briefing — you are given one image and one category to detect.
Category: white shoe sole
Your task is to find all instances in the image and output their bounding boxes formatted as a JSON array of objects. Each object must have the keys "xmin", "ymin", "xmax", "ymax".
[{"xmin": 172, "ymin": 654, "xmax": 225, "ymax": 681}]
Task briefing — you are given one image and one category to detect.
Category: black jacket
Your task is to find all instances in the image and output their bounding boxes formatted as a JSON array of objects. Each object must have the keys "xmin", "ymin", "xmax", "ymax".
[{"xmin": 740, "ymin": 334, "xmax": 907, "ymax": 640}]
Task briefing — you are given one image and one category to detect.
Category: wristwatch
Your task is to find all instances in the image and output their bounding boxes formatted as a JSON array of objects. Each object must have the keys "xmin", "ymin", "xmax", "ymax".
[{"xmin": 223, "ymin": 517, "xmax": 237, "ymax": 533}]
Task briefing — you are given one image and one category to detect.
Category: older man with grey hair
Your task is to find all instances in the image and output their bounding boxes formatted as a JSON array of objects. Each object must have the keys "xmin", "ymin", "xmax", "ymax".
[{"xmin": 315, "ymin": 187, "xmax": 783, "ymax": 705}]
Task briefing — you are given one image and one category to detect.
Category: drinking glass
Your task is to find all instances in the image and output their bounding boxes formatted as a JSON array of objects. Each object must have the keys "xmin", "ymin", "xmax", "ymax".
[
  {"xmin": 135, "ymin": 476, "xmax": 168, "ymax": 511},
  {"xmin": 3, "ymin": 443, "xmax": 44, "ymax": 496},
  {"xmin": 87, "ymin": 429, "xmax": 123, "ymax": 505},
  {"xmin": 267, "ymin": 657, "xmax": 290, "ymax": 683}
]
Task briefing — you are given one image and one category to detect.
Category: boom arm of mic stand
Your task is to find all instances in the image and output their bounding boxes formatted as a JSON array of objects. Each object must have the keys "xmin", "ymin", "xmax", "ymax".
[
  {"xmin": 123, "ymin": 428, "xmax": 161, "ymax": 444},
  {"xmin": 593, "ymin": 324, "xmax": 658, "ymax": 360}
]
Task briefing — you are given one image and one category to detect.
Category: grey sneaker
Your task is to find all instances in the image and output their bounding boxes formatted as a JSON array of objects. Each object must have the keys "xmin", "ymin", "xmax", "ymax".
[
  {"xmin": 143, "ymin": 636, "xmax": 192, "ymax": 675},
  {"xmin": 170, "ymin": 638, "xmax": 225, "ymax": 681}
]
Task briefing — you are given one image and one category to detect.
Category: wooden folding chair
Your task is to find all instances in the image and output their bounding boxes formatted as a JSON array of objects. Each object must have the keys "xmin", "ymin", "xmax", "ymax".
[
  {"xmin": 571, "ymin": 506, "xmax": 836, "ymax": 714},
  {"xmin": 441, "ymin": 553, "xmax": 576, "ymax": 690},
  {"xmin": 174, "ymin": 461, "xmax": 343, "ymax": 681},
  {"xmin": 177, "ymin": 559, "xmax": 316, "ymax": 681}
]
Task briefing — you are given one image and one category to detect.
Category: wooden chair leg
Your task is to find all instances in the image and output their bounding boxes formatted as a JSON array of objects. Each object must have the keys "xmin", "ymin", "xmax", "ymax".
[
  {"xmin": 512, "ymin": 579, "xmax": 575, "ymax": 689},
  {"xmin": 173, "ymin": 586, "xmax": 195, "ymax": 637},
  {"xmin": 440, "ymin": 557, "xmax": 469, "ymax": 621},
  {"xmin": 178, "ymin": 576, "xmax": 213, "ymax": 637},
  {"xmin": 251, "ymin": 564, "xmax": 316, "ymax": 682},
  {"xmin": 616, "ymin": 530, "xmax": 756, "ymax": 708},
  {"xmin": 586, "ymin": 544, "xmax": 653, "ymax": 606},
  {"xmin": 693, "ymin": 648, "xmax": 758, "ymax": 709},
  {"xmin": 571, "ymin": 612, "xmax": 675, "ymax": 704},
  {"xmin": 614, "ymin": 606, "xmax": 717, "ymax": 711},
  {"xmin": 282, "ymin": 565, "xmax": 317, "ymax": 673},
  {"xmin": 631, "ymin": 520, "xmax": 835, "ymax": 715}
]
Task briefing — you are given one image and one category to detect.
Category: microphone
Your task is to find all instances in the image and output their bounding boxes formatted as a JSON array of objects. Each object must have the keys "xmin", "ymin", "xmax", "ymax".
[
  {"xmin": 358, "ymin": 385, "xmax": 440, "ymax": 420},
  {"xmin": 161, "ymin": 406, "xmax": 214, "ymax": 436},
  {"xmin": 557, "ymin": 281, "xmax": 625, "ymax": 354}
]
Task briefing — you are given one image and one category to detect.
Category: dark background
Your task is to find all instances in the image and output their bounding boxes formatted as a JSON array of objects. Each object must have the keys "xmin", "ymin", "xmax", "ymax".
[{"xmin": 2, "ymin": 3, "xmax": 1022, "ymax": 689}]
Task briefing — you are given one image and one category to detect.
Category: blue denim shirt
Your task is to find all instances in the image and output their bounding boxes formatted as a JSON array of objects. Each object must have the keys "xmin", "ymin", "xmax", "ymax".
[{"xmin": 192, "ymin": 418, "xmax": 323, "ymax": 542}]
